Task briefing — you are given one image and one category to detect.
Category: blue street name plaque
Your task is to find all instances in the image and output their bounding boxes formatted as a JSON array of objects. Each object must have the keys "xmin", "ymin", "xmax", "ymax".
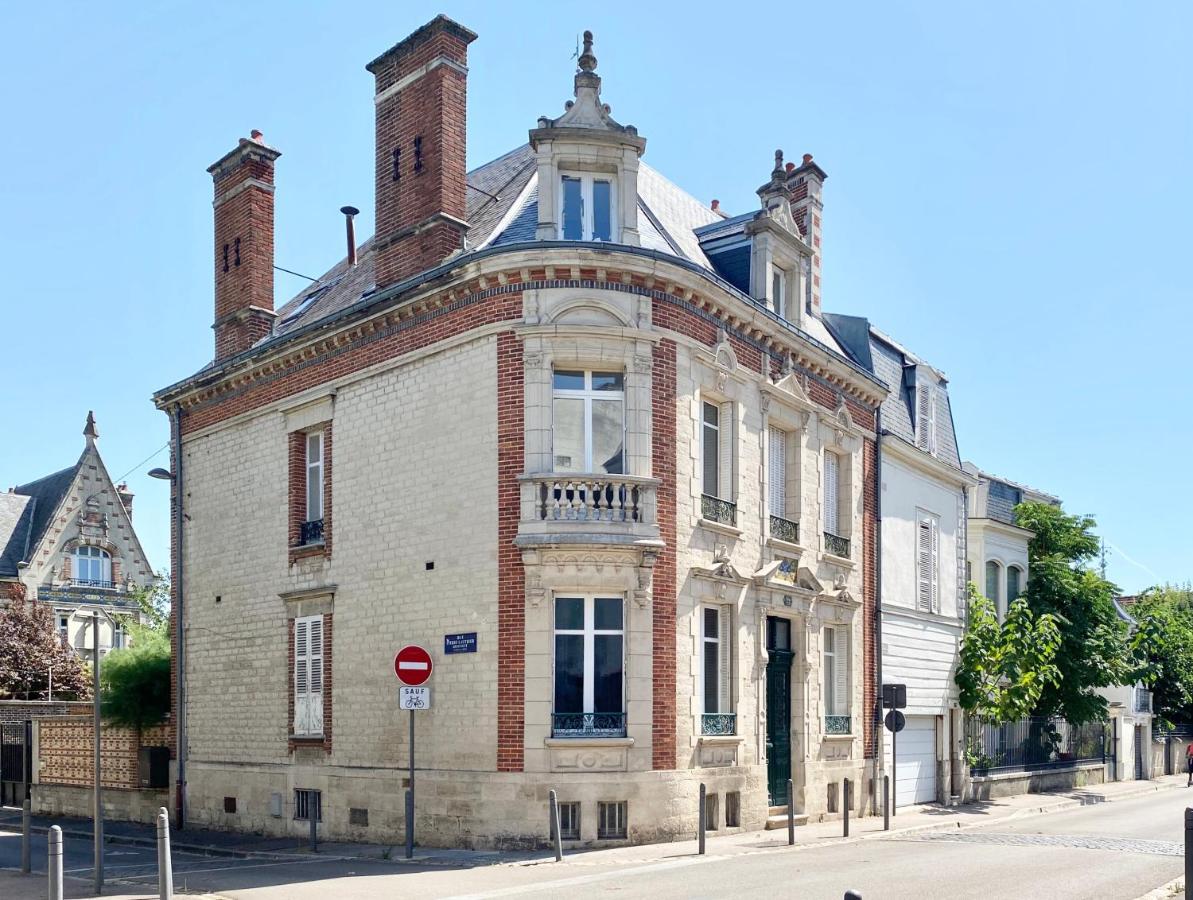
[{"xmin": 444, "ymin": 632, "xmax": 478, "ymax": 655}]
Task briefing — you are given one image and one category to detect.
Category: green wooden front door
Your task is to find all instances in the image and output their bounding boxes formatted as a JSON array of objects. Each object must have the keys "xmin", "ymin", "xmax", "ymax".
[{"xmin": 765, "ymin": 617, "xmax": 794, "ymax": 807}]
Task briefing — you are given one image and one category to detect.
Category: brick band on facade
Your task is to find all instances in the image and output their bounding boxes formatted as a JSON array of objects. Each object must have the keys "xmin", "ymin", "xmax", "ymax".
[
  {"xmin": 651, "ymin": 337, "xmax": 678, "ymax": 770},
  {"xmin": 496, "ymin": 331, "xmax": 525, "ymax": 772}
]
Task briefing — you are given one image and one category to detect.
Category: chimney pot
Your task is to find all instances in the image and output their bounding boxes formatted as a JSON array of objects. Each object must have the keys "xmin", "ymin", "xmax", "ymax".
[
  {"xmin": 802, "ymin": 153, "xmax": 813, "ymax": 164},
  {"xmin": 785, "ymin": 162, "xmax": 795, "ymax": 173},
  {"xmin": 250, "ymin": 129, "xmax": 264, "ymax": 141},
  {"xmin": 711, "ymin": 199, "xmax": 719, "ymax": 211}
]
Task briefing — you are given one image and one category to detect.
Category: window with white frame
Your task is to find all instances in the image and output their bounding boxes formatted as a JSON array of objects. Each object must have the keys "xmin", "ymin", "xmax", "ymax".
[
  {"xmin": 305, "ymin": 432, "xmax": 324, "ymax": 525},
  {"xmin": 823, "ymin": 450, "xmax": 842, "ymax": 536},
  {"xmin": 553, "ymin": 596, "xmax": 625, "ymax": 736},
  {"xmin": 916, "ymin": 383, "xmax": 938, "ymax": 454},
  {"xmin": 702, "ymin": 606, "xmax": 732, "ymax": 733},
  {"xmin": 770, "ymin": 265, "xmax": 787, "ymax": 318},
  {"xmin": 985, "ymin": 560, "xmax": 1002, "ymax": 612},
  {"xmin": 58, "ymin": 614, "xmax": 70, "ymax": 645},
  {"xmin": 293, "ymin": 615, "xmax": 325, "ymax": 737},
  {"xmin": 823, "ymin": 625, "xmax": 850, "ymax": 724},
  {"xmin": 560, "ymin": 174, "xmax": 615, "ymax": 242},
  {"xmin": 552, "ymin": 370, "xmax": 624, "ymax": 474},
  {"xmin": 1006, "ymin": 565, "xmax": 1023, "ymax": 605},
  {"xmin": 701, "ymin": 400, "xmax": 734, "ymax": 501},
  {"xmin": 73, "ymin": 546, "xmax": 112, "ymax": 587},
  {"xmin": 916, "ymin": 510, "xmax": 940, "ymax": 613},
  {"xmin": 112, "ymin": 622, "xmax": 125, "ymax": 650}
]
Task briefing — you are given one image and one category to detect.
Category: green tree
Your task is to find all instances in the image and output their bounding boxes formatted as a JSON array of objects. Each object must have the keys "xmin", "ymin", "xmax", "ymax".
[
  {"xmin": 0, "ymin": 587, "xmax": 91, "ymax": 701},
  {"xmin": 100, "ymin": 624, "xmax": 170, "ymax": 729},
  {"xmin": 126, "ymin": 572, "xmax": 170, "ymax": 634},
  {"xmin": 1132, "ymin": 584, "xmax": 1193, "ymax": 725},
  {"xmin": 956, "ymin": 585, "xmax": 1062, "ymax": 723},
  {"xmin": 1016, "ymin": 502, "xmax": 1139, "ymax": 723}
]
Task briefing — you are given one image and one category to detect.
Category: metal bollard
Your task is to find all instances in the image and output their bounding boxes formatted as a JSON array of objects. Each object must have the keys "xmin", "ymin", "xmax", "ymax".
[
  {"xmin": 697, "ymin": 783, "xmax": 706, "ymax": 855},
  {"xmin": 20, "ymin": 799, "xmax": 30, "ymax": 874},
  {"xmin": 157, "ymin": 807, "xmax": 174, "ymax": 900},
  {"xmin": 309, "ymin": 807, "xmax": 318, "ymax": 852},
  {"xmin": 787, "ymin": 778, "xmax": 795, "ymax": 846},
  {"xmin": 48, "ymin": 825, "xmax": 63, "ymax": 900},
  {"xmin": 844, "ymin": 892, "xmax": 863, "ymax": 900},
  {"xmin": 883, "ymin": 775, "xmax": 890, "ymax": 832},
  {"xmin": 548, "ymin": 790, "xmax": 563, "ymax": 862},
  {"xmin": 405, "ymin": 789, "xmax": 414, "ymax": 860},
  {"xmin": 1185, "ymin": 808, "xmax": 1193, "ymax": 895},
  {"xmin": 843, "ymin": 779, "xmax": 850, "ymax": 838}
]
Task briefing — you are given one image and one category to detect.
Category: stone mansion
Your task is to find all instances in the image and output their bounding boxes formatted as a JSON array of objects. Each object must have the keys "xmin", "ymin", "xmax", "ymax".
[{"xmin": 155, "ymin": 17, "xmax": 892, "ymax": 846}]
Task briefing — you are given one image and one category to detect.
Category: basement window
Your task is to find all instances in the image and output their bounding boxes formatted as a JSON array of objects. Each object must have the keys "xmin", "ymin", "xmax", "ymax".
[
  {"xmin": 558, "ymin": 801, "xmax": 581, "ymax": 840},
  {"xmin": 294, "ymin": 788, "xmax": 322, "ymax": 822},
  {"xmin": 597, "ymin": 801, "xmax": 627, "ymax": 839}
]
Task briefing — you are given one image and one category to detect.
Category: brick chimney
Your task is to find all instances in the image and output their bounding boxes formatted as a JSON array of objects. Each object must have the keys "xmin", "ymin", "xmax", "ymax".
[
  {"xmin": 116, "ymin": 481, "xmax": 134, "ymax": 520},
  {"xmin": 787, "ymin": 153, "xmax": 828, "ymax": 317},
  {"xmin": 366, "ymin": 15, "xmax": 476, "ymax": 290},
  {"xmin": 208, "ymin": 131, "xmax": 281, "ymax": 361}
]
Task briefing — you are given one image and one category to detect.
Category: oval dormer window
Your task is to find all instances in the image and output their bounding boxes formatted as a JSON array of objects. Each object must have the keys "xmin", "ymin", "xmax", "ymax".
[{"xmin": 559, "ymin": 174, "xmax": 614, "ymax": 242}]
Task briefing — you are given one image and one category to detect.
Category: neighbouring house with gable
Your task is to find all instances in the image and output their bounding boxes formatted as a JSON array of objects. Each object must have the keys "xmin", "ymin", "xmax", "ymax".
[
  {"xmin": 154, "ymin": 18, "xmax": 890, "ymax": 847},
  {"xmin": 0, "ymin": 412, "xmax": 153, "ymax": 661},
  {"xmin": 825, "ymin": 317, "xmax": 976, "ymax": 808}
]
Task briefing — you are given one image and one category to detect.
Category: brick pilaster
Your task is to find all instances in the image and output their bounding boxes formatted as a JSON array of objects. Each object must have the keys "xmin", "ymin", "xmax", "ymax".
[
  {"xmin": 651, "ymin": 338, "xmax": 678, "ymax": 770},
  {"xmin": 496, "ymin": 331, "xmax": 525, "ymax": 771}
]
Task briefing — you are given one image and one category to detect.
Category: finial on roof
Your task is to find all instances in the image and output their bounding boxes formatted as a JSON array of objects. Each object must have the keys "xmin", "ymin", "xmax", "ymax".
[
  {"xmin": 83, "ymin": 410, "xmax": 98, "ymax": 442},
  {"xmin": 578, "ymin": 30, "xmax": 597, "ymax": 73},
  {"xmin": 773, "ymin": 149, "xmax": 785, "ymax": 178}
]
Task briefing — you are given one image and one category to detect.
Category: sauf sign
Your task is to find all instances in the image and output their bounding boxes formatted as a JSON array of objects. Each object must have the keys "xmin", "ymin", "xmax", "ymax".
[{"xmin": 394, "ymin": 644, "xmax": 432, "ymax": 858}]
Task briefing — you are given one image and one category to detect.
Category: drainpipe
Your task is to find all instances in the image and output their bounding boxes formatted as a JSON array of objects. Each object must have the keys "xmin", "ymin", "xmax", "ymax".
[
  {"xmin": 874, "ymin": 410, "xmax": 885, "ymax": 782},
  {"xmin": 170, "ymin": 403, "xmax": 187, "ymax": 829}
]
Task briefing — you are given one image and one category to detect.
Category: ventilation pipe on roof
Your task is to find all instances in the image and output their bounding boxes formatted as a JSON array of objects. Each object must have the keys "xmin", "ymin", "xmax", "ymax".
[{"xmin": 340, "ymin": 206, "xmax": 360, "ymax": 268}]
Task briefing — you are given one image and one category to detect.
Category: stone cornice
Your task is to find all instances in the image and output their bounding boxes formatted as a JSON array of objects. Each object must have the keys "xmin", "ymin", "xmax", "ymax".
[
  {"xmin": 155, "ymin": 245, "xmax": 887, "ymax": 414},
  {"xmin": 881, "ymin": 433, "xmax": 977, "ymax": 489}
]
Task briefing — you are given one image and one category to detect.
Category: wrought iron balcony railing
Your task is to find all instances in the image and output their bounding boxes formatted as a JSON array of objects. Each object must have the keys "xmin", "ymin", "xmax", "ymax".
[
  {"xmin": 551, "ymin": 712, "xmax": 627, "ymax": 738},
  {"xmin": 769, "ymin": 515, "xmax": 799, "ymax": 544},
  {"xmin": 824, "ymin": 531, "xmax": 851, "ymax": 558},
  {"xmin": 701, "ymin": 494, "xmax": 738, "ymax": 527},
  {"xmin": 299, "ymin": 518, "xmax": 324, "ymax": 545},
  {"xmin": 701, "ymin": 713, "xmax": 737, "ymax": 736},
  {"xmin": 71, "ymin": 579, "xmax": 115, "ymax": 590},
  {"xmin": 825, "ymin": 715, "xmax": 852, "ymax": 735}
]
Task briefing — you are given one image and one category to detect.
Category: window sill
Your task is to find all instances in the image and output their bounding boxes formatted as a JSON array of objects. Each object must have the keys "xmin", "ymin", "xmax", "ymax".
[
  {"xmin": 766, "ymin": 536, "xmax": 807, "ymax": 557},
  {"xmin": 698, "ymin": 518, "xmax": 743, "ymax": 539},
  {"xmin": 821, "ymin": 551, "xmax": 854, "ymax": 569},
  {"xmin": 289, "ymin": 543, "xmax": 328, "ymax": 562},
  {"xmin": 822, "ymin": 733, "xmax": 856, "ymax": 741},
  {"xmin": 289, "ymin": 734, "xmax": 325, "ymax": 742},
  {"xmin": 697, "ymin": 734, "xmax": 743, "ymax": 745},
  {"xmin": 544, "ymin": 736, "xmax": 635, "ymax": 749}
]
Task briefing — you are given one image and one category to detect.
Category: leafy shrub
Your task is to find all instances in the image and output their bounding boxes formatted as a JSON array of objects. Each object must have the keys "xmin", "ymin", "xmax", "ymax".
[{"xmin": 100, "ymin": 625, "xmax": 170, "ymax": 729}]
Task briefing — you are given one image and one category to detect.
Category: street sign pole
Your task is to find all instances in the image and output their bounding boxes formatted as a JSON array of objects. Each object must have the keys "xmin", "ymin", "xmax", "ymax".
[
  {"xmin": 892, "ymin": 726, "xmax": 897, "ymax": 817},
  {"xmin": 406, "ymin": 708, "xmax": 415, "ymax": 859},
  {"xmin": 395, "ymin": 645, "xmax": 432, "ymax": 861}
]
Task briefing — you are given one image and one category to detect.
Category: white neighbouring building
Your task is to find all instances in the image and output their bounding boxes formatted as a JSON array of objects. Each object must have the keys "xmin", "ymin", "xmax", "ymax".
[{"xmin": 825, "ymin": 318, "xmax": 975, "ymax": 807}]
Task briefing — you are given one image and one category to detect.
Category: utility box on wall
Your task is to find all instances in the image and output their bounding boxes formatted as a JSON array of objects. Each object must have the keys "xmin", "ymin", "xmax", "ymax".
[{"xmin": 138, "ymin": 747, "xmax": 170, "ymax": 789}]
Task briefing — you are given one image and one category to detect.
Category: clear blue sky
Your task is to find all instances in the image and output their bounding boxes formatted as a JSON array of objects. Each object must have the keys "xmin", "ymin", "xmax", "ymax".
[{"xmin": 1, "ymin": 2, "xmax": 1188, "ymax": 592}]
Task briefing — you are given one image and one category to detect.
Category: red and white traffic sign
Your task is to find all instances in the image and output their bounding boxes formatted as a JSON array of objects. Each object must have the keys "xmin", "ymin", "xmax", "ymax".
[{"xmin": 394, "ymin": 645, "xmax": 433, "ymax": 686}]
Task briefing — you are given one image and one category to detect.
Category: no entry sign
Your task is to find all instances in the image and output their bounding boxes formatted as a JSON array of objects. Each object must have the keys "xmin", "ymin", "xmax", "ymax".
[{"xmin": 394, "ymin": 645, "xmax": 433, "ymax": 686}]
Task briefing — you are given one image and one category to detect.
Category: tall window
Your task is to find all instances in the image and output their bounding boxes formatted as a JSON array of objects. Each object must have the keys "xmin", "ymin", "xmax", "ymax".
[
  {"xmin": 702, "ymin": 606, "xmax": 730, "ymax": 718},
  {"xmin": 916, "ymin": 384, "xmax": 937, "ymax": 454},
  {"xmin": 111, "ymin": 623, "xmax": 125, "ymax": 650},
  {"xmin": 823, "ymin": 626, "xmax": 850, "ymax": 720},
  {"xmin": 552, "ymin": 371, "xmax": 624, "ymax": 473},
  {"xmin": 560, "ymin": 174, "xmax": 614, "ymax": 241},
  {"xmin": 768, "ymin": 427, "xmax": 787, "ymax": 519},
  {"xmin": 823, "ymin": 451, "xmax": 841, "ymax": 535},
  {"xmin": 305, "ymin": 432, "xmax": 323, "ymax": 524},
  {"xmin": 985, "ymin": 561, "xmax": 1001, "ymax": 610},
  {"xmin": 770, "ymin": 265, "xmax": 786, "ymax": 318},
  {"xmin": 73, "ymin": 546, "xmax": 111, "ymax": 587},
  {"xmin": 553, "ymin": 596, "xmax": 625, "ymax": 736},
  {"xmin": 1006, "ymin": 566, "xmax": 1023, "ymax": 605},
  {"xmin": 916, "ymin": 511, "xmax": 940, "ymax": 613},
  {"xmin": 293, "ymin": 615, "xmax": 325, "ymax": 737},
  {"xmin": 702, "ymin": 401, "xmax": 734, "ymax": 500}
]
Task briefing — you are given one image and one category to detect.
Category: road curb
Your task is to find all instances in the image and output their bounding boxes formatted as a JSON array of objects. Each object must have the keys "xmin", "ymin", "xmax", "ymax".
[{"xmin": 1135, "ymin": 875, "xmax": 1183, "ymax": 900}]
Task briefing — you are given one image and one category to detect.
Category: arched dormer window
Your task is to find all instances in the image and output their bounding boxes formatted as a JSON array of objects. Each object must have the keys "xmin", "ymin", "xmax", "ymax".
[{"xmin": 74, "ymin": 546, "xmax": 112, "ymax": 589}]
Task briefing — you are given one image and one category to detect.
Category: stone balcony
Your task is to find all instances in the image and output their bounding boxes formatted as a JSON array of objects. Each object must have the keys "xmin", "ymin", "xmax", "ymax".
[{"xmin": 516, "ymin": 473, "xmax": 661, "ymax": 548}]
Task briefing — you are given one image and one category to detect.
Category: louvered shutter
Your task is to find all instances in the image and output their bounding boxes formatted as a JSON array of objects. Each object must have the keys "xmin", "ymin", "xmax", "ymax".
[
  {"xmin": 718, "ymin": 606, "xmax": 731, "ymax": 713},
  {"xmin": 835, "ymin": 628, "xmax": 850, "ymax": 716},
  {"xmin": 823, "ymin": 452, "xmax": 839, "ymax": 535},
  {"xmin": 294, "ymin": 618, "xmax": 310, "ymax": 735},
  {"xmin": 308, "ymin": 616, "xmax": 324, "ymax": 735},
  {"xmin": 718, "ymin": 402, "xmax": 734, "ymax": 501},
  {"xmin": 823, "ymin": 627, "xmax": 836, "ymax": 713},
  {"xmin": 916, "ymin": 386, "xmax": 931, "ymax": 450},
  {"xmin": 768, "ymin": 427, "xmax": 786, "ymax": 519},
  {"xmin": 930, "ymin": 518, "xmax": 940, "ymax": 611},
  {"xmin": 917, "ymin": 517, "xmax": 933, "ymax": 612}
]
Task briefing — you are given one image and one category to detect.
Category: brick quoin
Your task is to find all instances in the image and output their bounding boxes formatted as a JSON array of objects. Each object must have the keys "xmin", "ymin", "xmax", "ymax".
[
  {"xmin": 496, "ymin": 332, "xmax": 525, "ymax": 772},
  {"xmin": 651, "ymin": 336, "xmax": 678, "ymax": 770}
]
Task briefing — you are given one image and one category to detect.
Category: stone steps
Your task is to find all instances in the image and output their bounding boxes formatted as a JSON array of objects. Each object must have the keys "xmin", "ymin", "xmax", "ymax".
[{"xmin": 764, "ymin": 807, "xmax": 809, "ymax": 829}]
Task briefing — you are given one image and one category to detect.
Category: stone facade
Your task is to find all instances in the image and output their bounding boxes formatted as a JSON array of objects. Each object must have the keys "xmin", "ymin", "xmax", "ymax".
[{"xmin": 155, "ymin": 17, "xmax": 888, "ymax": 848}]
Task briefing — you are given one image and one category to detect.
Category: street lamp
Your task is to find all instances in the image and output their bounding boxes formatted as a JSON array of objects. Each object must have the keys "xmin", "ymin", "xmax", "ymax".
[{"xmin": 147, "ymin": 468, "xmax": 174, "ymax": 481}]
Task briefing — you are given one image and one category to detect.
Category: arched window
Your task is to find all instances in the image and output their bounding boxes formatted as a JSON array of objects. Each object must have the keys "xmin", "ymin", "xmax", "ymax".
[
  {"xmin": 985, "ymin": 560, "xmax": 1001, "ymax": 612},
  {"xmin": 1006, "ymin": 566, "xmax": 1023, "ymax": 605},
  {"xmin": 74, "ymin": 546, "xmax": 112, "ymax": 588}
]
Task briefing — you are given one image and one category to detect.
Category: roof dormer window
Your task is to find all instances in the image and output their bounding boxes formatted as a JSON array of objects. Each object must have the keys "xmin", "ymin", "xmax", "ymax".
[{"xmin": 560, "ymin": 174, "xmax": 615, "ymax": 242}]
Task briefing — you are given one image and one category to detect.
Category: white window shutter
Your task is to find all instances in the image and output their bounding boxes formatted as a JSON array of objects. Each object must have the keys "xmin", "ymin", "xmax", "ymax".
[
  {"xmin": 294, "ymin": 618, "xmax": 310, "ymax": 735},
  {"xmin": 718, "ymin": 402, "xmax": 734, "ymax": 501},
  {"xmin": 768, "ymin": 427, "xmax": 786, "ymax": 519},
  {"xmin": 917, "ymin": 517, "xmax": 933, "ymax": 612},
  {"xmin": 916, "ymin": 385, "xmax": 930, "ymax": 450},
  {"xmin": 309, "ymin": 616, "xmax": 324, "ymax": 735},
  {"xmin": 835, "ymin": 628, "xmax": 850, "ymax": 716},
  {"xmin": 718, "ymin": 606, "xmax": 731, "ymax": 713},
  {"xmin": 823, "ymin": 452, "xmax": 839, "ymax": 535},
  {"xmin": 823, "ymin": 627, "xmax": 836, "ymax": 713},
  {"xmin": 930, "ymin": 518, "xmax": 940, "ymax": 611}
]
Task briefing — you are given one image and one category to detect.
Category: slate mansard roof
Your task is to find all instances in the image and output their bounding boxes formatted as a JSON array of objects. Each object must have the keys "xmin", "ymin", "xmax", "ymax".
[{"xmin": 0, "ymin": 464, "xmax": 78, "ymax": 578}]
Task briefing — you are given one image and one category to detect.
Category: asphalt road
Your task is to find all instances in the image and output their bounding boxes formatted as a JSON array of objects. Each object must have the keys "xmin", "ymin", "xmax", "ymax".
[{"xmin": 1, "ymin": 787, "xmax": 1187, "ymax": 899}]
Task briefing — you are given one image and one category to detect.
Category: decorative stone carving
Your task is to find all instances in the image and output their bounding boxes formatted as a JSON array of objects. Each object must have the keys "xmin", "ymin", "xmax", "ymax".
[
  {"xmin": 549, "ymin": 743, "xmax": 629, "ymax": 772},
  {"xmin": 697, "ymin": 740, "xmax": 740, "ymax": 768},
  {"xmin": 523, "ymin": 350, "xmax": 544, "ymax": 370}
]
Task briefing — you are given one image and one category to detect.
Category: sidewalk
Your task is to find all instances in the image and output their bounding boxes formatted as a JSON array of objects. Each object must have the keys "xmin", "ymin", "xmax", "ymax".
[{"xmin": 1, "ymin": 773, "xmax": 1183, "ymax": 871}]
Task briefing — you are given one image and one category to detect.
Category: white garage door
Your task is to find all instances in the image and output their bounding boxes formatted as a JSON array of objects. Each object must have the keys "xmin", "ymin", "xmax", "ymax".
[{"xmin": 894, "ymin": 716, "xmax": 937, "ymax": 806}]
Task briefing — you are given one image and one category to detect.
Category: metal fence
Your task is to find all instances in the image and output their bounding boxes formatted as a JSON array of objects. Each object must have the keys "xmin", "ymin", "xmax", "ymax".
[{"xmin": 965, "ymin": 717, "xmax": 1107, "ymax": 776}]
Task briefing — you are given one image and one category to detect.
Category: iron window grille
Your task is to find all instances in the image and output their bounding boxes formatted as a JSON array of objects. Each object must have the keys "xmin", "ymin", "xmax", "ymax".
[
  {"xmin": 552, "ymin": 712, "xmax": 626, "ymax": 738},
  {"xmin": 597, "ymin": 801, "xmax": 627, "ymax": 840},
  {"xmin": 558, "ymin": 801, "xmax": 581, "ymax": 840},
  {"xmin": 823, "ymin": 531, "xmax": 850, "ymax": 558},
  {"xmin": 300, "ymin": 518, "xmax": 324, "ymax": 545},
  {"xmin": 70, "ymin": 579, "xmax": 116, "ymax": 590},
  {"xmin": 769, "ymin": 515, "xmax": 799, "ymax": 544},
  {"xmin": 701, "ymin": 713, "xmax": 737, "ymax": 736},
  {"xmin": 294, "ymin": 788, "xmax": 322, "ymax": 822},
  {"xmin": 824, "ymin": 715, "xmax": 852, "ymax": 735},
  {"xmin": 701, "ymin": 494, "xmax": 737, "ymax": 526}
]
